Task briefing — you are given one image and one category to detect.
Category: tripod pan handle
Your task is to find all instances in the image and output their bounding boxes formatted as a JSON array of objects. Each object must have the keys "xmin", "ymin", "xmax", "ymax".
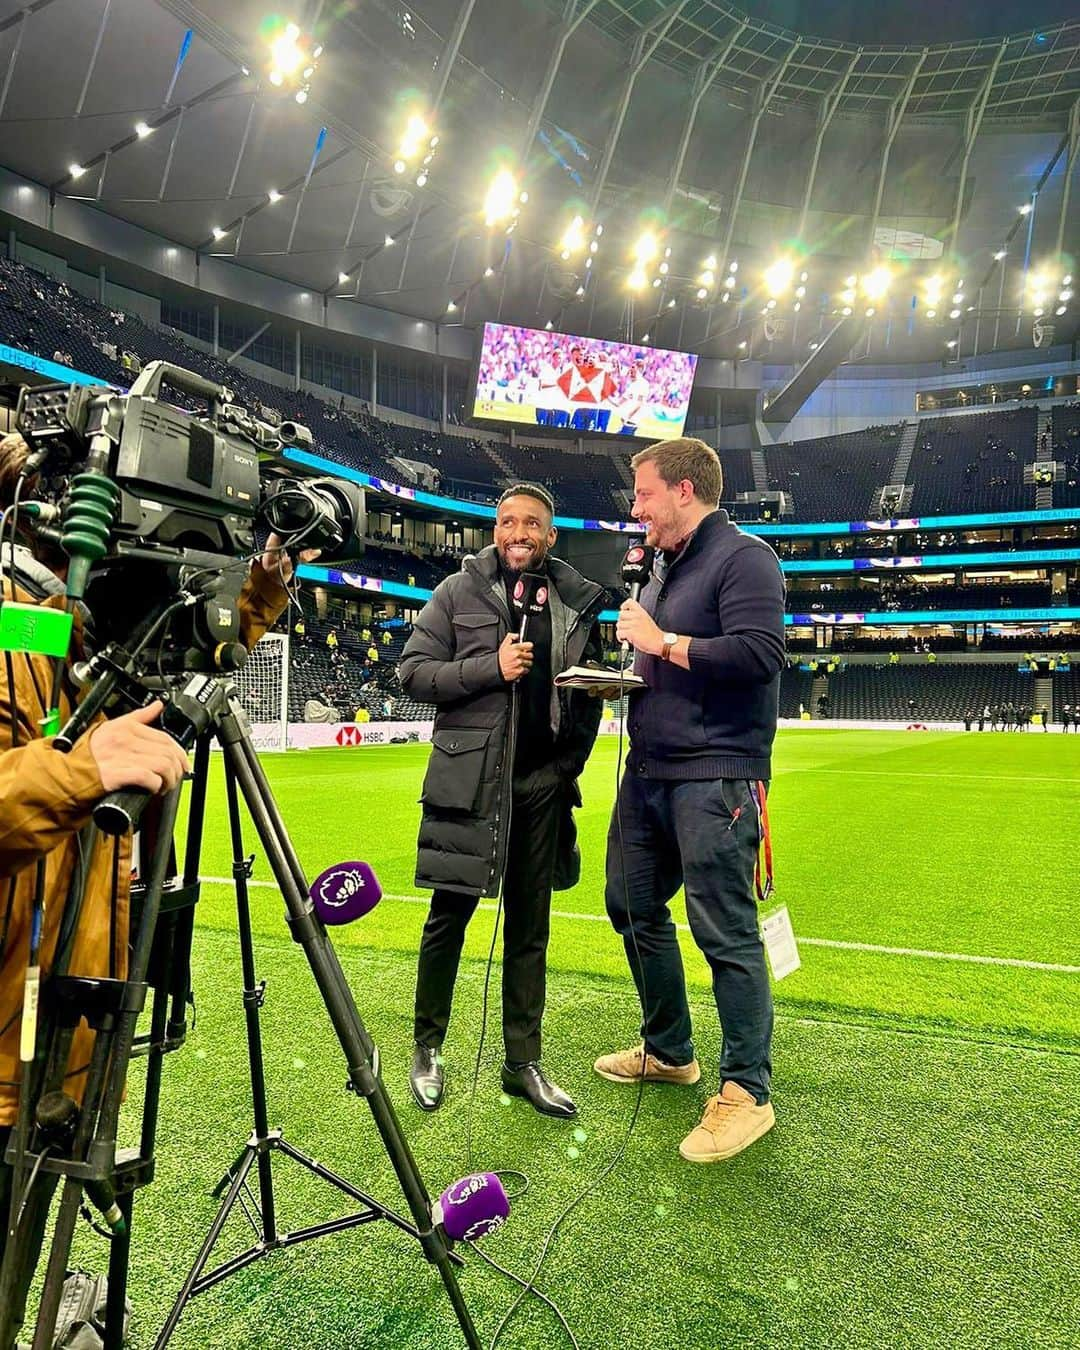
[{"xmin": 95, "ymin": 787, "xmax": 153, "ymax": 836}]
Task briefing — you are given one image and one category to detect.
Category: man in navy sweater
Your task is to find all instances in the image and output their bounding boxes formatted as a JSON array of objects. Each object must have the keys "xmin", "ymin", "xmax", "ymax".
[{"xmin": 594, "ymin": 436, "xmax": 786, "ymax": 1162}]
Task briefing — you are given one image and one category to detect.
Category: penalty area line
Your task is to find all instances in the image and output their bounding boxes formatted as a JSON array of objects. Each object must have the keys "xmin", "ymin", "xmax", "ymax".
[{"xmin": 201, "ymin": 879, "xmax": 1080, "ymax": 975}]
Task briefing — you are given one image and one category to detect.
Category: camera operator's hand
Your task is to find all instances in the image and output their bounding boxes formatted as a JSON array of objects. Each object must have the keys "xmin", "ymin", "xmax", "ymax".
[
  {"xmin": 260, "ymin": 532, "xmax": 322, "ymax": 586},
  {"xmin": 89, "ymin": 700, "xmax": 189, "ymax": 794},
  {"xmin": 498, "ymin": 634, "xmax": 534, "ymax": 683}
]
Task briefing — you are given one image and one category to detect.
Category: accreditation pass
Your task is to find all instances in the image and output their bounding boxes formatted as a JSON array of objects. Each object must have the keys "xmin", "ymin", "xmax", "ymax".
[{"xmin": 760, "ymin": 905, "xmax": 801, "ymax": 980}]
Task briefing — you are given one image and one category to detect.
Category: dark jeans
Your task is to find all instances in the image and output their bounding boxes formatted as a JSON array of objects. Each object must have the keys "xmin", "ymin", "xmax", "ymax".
[
  {"xmin": 0, "ymin": 1125, "xmax": 60, "ymax": 1350},
  {"xmin": 605, "ymin": 774, "xmax": 773, "ymax": 1104},
  {"xmin": 414, "ymin": 764, "xmax": 563, "ymax": 1064}
]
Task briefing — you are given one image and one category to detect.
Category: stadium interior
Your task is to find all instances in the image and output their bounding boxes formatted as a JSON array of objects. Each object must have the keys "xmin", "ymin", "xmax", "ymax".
[{"xmin": 0, "ymin": 0, "xmax": 1078, "ymax": 1347}]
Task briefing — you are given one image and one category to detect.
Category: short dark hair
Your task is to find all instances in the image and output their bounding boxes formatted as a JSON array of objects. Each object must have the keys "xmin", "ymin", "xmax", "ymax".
[{"xmin": 496, "ymin": 482, "xmax": 555, "ymax": 518}]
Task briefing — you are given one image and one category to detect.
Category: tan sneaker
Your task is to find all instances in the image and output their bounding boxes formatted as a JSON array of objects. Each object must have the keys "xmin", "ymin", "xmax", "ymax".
[
  {"xmin": 678, "ymin": 1081, "xmax": 775, "ymax": 1162},
  {"xmin": 593, "ymin": 1045, "xmax": 701, "ymax": 1086}
]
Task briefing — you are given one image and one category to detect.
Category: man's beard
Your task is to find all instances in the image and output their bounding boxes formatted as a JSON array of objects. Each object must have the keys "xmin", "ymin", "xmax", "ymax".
[{"xmin": 498, "ymin": 542, "xmax": 548, "ymax": 572}]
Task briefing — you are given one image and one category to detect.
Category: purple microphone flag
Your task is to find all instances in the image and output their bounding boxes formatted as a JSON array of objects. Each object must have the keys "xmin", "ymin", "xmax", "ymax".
[
  {"xmin": 433, "ymin": 1172, "xmax": 510, "ymax": 1241},
  {"xmin": 309, "ymin": 861, "xmax": 382, "ymax": 925}
]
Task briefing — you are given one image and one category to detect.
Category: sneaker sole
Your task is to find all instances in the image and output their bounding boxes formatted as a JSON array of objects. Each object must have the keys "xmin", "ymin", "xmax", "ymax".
[
  {"xmin": 593, "ymin": 1062, "xmax": 702, "ymax": 1086},
  {"xmin": 678, "ymin": 1107, "xmax": 775, "ymax": 1162}
]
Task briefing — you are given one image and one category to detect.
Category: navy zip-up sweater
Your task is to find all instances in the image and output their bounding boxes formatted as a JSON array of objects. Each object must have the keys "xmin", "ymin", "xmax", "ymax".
[{"xmin": 628, "ymin": 509, "xmax": 786, "ymax": 780}]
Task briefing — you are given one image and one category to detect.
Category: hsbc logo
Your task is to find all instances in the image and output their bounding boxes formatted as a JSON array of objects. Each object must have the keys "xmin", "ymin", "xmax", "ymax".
[
  {"xmin": 513, "ymin": 579, "xmax": 524, "ymax": 599},
  {"xmin": 336, "ymin": 726, "xmax": 362, "ymax": 746},
  {"xmin": 536, "ymin": 586, "xmax": 548, "ymax": 606},
  {"xmin": 626, "ymin": 546, "xmax": 645, "ymax": 564}
]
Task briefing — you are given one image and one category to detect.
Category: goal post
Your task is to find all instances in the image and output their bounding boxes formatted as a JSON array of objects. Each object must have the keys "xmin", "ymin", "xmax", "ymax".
[{"xmin": 233, "ymin": 631, "xmax": 290, "ymax": 751}]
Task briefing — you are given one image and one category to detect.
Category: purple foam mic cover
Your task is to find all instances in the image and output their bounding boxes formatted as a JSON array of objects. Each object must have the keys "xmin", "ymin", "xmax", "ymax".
[
  {"xmin": 309, "ymin": 860, "xmax": 382, "ymax": 925},
  {"xmin": 432, "ymin": 1172, "xmax": 510, "ymax": 1241}
]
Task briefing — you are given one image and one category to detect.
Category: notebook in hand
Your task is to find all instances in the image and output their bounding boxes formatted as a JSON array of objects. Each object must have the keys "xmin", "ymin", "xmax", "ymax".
[{"xmin": 553, "ymin": 665, "xmax": 646, "ymax": 691}]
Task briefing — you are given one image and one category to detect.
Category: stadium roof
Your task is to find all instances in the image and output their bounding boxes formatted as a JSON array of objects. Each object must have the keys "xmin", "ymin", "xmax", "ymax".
[
  {"xmin": 0, "ymin": 0, "xmax": 1076, "ymax": 366},
  {"xmin": 585, "ymin": 2, "xmax": 1080, "ymax": 119}
]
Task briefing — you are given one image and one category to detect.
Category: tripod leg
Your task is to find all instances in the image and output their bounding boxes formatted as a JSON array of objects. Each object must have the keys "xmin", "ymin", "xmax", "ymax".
[
  {"xmin": 216, "ymin": 714, "xmax": 482, "ymax": 1350},
  {"xmin": 104, "ymin": 1191, "xmax": 133, "ymax": 1350}
]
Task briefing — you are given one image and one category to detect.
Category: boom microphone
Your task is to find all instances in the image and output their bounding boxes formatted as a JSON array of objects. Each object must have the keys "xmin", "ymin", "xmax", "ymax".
[
  {"xmin": 510, "ymin": 572, "xmax": 549, "ymax": 642},
  {"xmin": 619, "ymin": 543, "xmax": 655, "ymax": 654},
  {"xmin": 432, "ymin": 1172, "xmax": 510, "ymax": 1241},
  {"xmin": 308, "ymin": 860, "xmax": 382, "ymax": 925}
]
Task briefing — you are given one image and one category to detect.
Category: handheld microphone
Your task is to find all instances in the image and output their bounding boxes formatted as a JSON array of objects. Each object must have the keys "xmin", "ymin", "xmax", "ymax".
[
  {"xmin": 510, "ymin": 572, "xmax": 549, "ymax": 642},
  {"xmin": 309, "ymin": 860, "xmax": 382, "ymax": 925},
  {"xmin": 619, "ymin": 543, "xmax": 655, "ymax": 654},
  {"xmin": 432, "ymin": 1172, "xmax": 510, "ymax": 1241}
]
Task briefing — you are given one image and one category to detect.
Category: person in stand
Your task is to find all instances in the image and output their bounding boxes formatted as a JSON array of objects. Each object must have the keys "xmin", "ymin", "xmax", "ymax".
[{"xmin": 400, "ymin": 484, "xmax": 605, "ymax": 1119}]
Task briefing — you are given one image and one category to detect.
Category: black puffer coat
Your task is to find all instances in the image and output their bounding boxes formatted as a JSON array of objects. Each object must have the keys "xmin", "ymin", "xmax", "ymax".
[{"xmin": 399, "ymin": 547, "xmax": 605, "ymax": 897}]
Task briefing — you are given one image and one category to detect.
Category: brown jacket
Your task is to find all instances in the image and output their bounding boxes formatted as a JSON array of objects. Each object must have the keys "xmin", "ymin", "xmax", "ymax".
[{"xmin": 0, "ymin": 564, "xmax": 290, "ymax": 1124}]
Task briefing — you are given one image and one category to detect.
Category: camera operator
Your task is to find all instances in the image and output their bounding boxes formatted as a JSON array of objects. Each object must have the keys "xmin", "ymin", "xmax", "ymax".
[
  {"xmin": 400, "ymin": 484, "xmax": 605, "ymax": 1120},
  {"xmin": 0, "ymin": 421, "xmax": 316, "ymax": 1349},
  {"xmin": 594, "ymin": 437, "xmax": 785, "ymax": 1163}
]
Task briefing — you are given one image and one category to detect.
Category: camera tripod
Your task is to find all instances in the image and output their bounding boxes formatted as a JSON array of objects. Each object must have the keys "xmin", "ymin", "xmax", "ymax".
[{"xmin": 1, "ymin": 666, "xmax": 481, "ymax": 1350}]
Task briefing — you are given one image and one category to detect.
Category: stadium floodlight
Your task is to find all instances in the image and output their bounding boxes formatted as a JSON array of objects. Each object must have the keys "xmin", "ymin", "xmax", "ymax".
[
  {"xmin": 544, "ymin": 320, "xmax": 553, "ymax": 330},
  {"xmin": 633, "ymin": 230, "xmax": 659, "ymax": 265},
  {"xmin": 721, "ymin": 292, "xmax": 730, "ymax": 303},
  {"xmin": 668, "ymin": 298, "xmax": 677, "ymax": 308},
  {"xmin": 926, "ymin": 309, "xmax": 937, "ymax": 318},
  {"xmin": 1064, "ymin": 274, "xmax": 1073, "ymax": 285},
  {"xmin": 704, "ymin": 254, "xmax": 717, "ymax": 271},
  {"xmin": 841, "ymin": 306, "xmax": 852, "ymax": 316},
  {"xmin": 446, "ymin": 299, "xmax": 457, "ymax": 312},
  {"xmin": 628, "ymin": 267, "xmax": 648, "ymax": 290},
  {"xmin": 483, "ymin": 168, "xmax": 519, "ymax": 226},
  {"xmin": 270, "ymin": 22, "xmax": 304, "ymax": 78},
  {"xmin": 840, "ymin": 288, "xmax": 856, "ymax": 305},
  {"xmin": 415, "ymin": 171, "xmax": 428, "ymax": 186},
  {"xmin": 338, "ymin": 271, "xmax": 349, "ymax": 284},
  {"xmin": 295, "ymin": 89, "xmax": 308, "ymax": 104},
  {"xmin": 737, "ymin": 340, "xmax": 747, "ymax": 350},
  {"xmin": 728, "ymin": 259, "xmax": 738, "ymax": 273},
  {"xmin": 576, "ymin": 285, "xmax": 586, "ymax": 296},
  {"xmin": 952, "ymin": 291, "xmax": 964, "ymax": 304},
  {"xmin": 699, "ymin": 269, "xmax": 715, "ymax": 287},
  {"xmin": 212, "ymin": 226, "xmax": 226, "ymax": 240},
  {"xmin": 483, "ymin": 266, "xmax": 494, "ymax": 277},
  {"xmin": 949, "ymin": 308, "xmax": 961, "ymax": 319},
  {"xmin": 865, "ymin": 306, "xmax": 875, "ymax": 317},
  {"xmin": 1056, "ymin": 305, "xmax": 1067, "ymax": 316},
  {"xmin": 559, "ymin": 214, "xmax": 586, "ymax": 255},
  {"xmin": 845, "ymin": 274, "xmax": 856, "ymax": 287},
  {"xmin": 135, "ymin": 121, "xmax": 152, "ymax": 138},
  {"xmin": 268, "ymin": 188, "xmax": 282, "ymax": 202},
  {"xmin": 862, "ymin": 266, "xmax": 892, "ymax": 302},
  {"xmin": 795, "ymin": 285, "xmax": 805, "ymax": 298},
  {"xmin": 994, "ymin": 249, "xmax": 1007, "ymax": 261},
  {"xmin": 722, "ymin": 274, "xmax": 734, "ymax": 290},
  {"xmin": 946, "ymin": 338, "xmax": 957, "ymax": 348},
  {"xmin": 393, "ymin": 160, "xmax": 406, "ymax": 174},
  {"xmin": 696, "ymin": 286, "xmax": 708, "ymax": 300},
  {"xmin": 800, "ymin": 271, "xmax": 808, "ymax": 282},
  {"xmin": 659, "ymin": 262, "xmax": 669, "ymax": 276},
  {"xmin": 641, "ymin": 332, "xmax": 650, "ymax": 342},
  {"xmin": 763, "ymin": 258, "xmax": 795, "ymax": 297},
  {"xmin": 384, "ymin": 234, "xmax": 395, "ymax": 247},
  {"xmin": 794, "ymin": 301, "xmax": 801, "ymax": 312},
  {"xmin": 1019, "ymin": 203, "xmax": 1033, "ymax": 215},
  {"xmin": 651, "ymin": 278, "xmax": 662, "ymax": 288},
  {"xmin": 69, "ymin": 163, "xmax": 85, "ymax": 178}
]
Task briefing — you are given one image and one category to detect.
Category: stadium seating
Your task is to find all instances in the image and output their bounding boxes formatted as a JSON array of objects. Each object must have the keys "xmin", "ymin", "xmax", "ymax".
[
  {"xmin": 909, "ymin": 409, "xmax": 1036, "ymax": 513},
  {"xmin": 1050, "ymin": 403, "xmax": 1080, "ymax": 508},
  {"xmin": 763, "ymin": 425, "xmax": 903, "ymax": 521},
  {"xmin": 787, "ymin": 580, "xmax": 1055, "ymax": 612},
  {"xmin": 822, "ymin": 663, "xmax": 1030, "ymax": 721}
]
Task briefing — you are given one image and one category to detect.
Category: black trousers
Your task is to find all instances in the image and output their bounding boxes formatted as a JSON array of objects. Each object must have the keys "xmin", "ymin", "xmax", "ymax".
[
  {"xmin": 413, "ymin": 764, "xmax": 563, "ymax": 1065},
  {"xmin": 0, "ymin": 1125, "xmax": 60, "ymax": 1350}
]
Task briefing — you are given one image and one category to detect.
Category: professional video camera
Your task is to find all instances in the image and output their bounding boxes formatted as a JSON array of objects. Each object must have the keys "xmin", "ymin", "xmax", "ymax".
[
  {"xmin": 14, "ymin": 359, "xmax": 365, "ymax": 669},
  {"xmin": 0, "ymin": 361, "xmax": 483, "ymax": 1349}
]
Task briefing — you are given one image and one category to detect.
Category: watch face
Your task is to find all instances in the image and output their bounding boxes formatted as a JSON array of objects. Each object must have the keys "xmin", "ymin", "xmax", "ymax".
[{"xmin": 664, "ymin": 632, "xmax": 678, "ymax": 645}]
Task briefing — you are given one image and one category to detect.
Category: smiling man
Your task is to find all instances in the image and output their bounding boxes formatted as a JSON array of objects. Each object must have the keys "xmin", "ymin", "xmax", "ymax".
[
  {"xmin": 399, "ymin": 483, "xmax": 605, "ymax": 1118},
  {"xmin": 594, "ymin": 437, "xmax": 786, "ymax": 1162}
]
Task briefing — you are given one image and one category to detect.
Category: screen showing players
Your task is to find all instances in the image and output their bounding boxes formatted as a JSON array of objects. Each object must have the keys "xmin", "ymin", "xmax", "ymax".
[{"xmin": 472, "ymin": 322, "xmax": 698, "ymax": 439}]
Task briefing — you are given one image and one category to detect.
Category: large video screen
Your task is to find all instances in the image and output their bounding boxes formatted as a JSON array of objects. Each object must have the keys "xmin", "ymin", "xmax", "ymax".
[{"xmin": 472, "ymin": 322, "xmax": 697, "ymax": 439}]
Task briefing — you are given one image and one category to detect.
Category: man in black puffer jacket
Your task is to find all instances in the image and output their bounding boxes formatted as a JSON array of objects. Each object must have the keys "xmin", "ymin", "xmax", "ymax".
[{"xmin": 399, "ymin": 484, "xmax": 604, "ymax": 1119}]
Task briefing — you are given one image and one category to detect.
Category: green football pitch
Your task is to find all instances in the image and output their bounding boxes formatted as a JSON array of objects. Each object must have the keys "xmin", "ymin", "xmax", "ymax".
[{"xmin": 60, "ymin": 730, "xmax": 1080, "ymax": 1349}]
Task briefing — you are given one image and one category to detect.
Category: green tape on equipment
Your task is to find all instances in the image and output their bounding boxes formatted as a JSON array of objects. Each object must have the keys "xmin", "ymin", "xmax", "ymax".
[
  {"xmin": 0, "ymin": 602, "xmax": 74, "ymax": 657},
  {"xmin": 40, "ymin": 708, "xmax": 60, "ymax": 737}
]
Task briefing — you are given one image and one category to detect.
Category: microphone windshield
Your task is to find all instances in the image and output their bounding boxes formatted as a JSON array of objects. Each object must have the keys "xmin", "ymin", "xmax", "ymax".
[
  {"xmin": 433, "ymin": 1172, "xmax": 510, "ymax": 1241},
  {"xmin": 309, "ymin": 860, "xmax": 382, "ymax": 925},
  {"xmin": 510, "ymin": 572, "xmax": 549, "ymax": 617},
  {"xmin": 621, "ymin": 543, "xmax": 655, "ymax": 592}
]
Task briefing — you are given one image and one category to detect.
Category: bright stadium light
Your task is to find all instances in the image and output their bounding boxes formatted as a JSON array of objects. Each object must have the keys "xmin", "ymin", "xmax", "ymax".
[
  {"xmin": 696, "ymin": 286, "xmax": 708, "ymax": 300},
  {"xmin": 628, "ymin": 267, "xmax": 648, "ymax": 291},
  {"xmin": 295, "ymin": 89, "xmax": 308, "ymax": 104},
  {"xmin": 699, "ymin": 268, "xmax": 715, "ymax": 287},
  {"xmin": 270, "ymin": 22, "xmax": 304, "ymax": 79},
  {"xmin": 763, "ymin": 257, "xmax": 796, "ymax": 297},
  {"xmin": 415, "ymin": 171, "xmax": 428, "ymax": 186},
  {"xmin": 483, "ymin": 168, "xmax": 519, "ymax": 226},
  {"xmin": 704, "ymin": 254, "xmax": 717, "ymax": 271},
  {"xmin": 926, "ymin": 309, "xmax": 937, "ymax": 318},
  {"xmin": 946, "ymin": 338, "xmax": 957, "ymax": 348},
  {"xmin": 1061, "ymin": 289, "xmax": 1074, "ymax": 301},
  {"xmin": 212, "ymin": 226, "xmax": 226, "ymax": 240},
  {"xmin": 484, "ymin": 266, "xmax": 494, "ymax": 277},
  {"xmin": 668, "ymin": 298, "xmax": 677, "ymax": 308},
  {"xmin": 728, "ymin": 259, "xmax": 738, "ymax": 273},
  {"xmin": 651, "ymin": 278, "xmax": 662, "ymax": 288},
  {"xmin": 559, "ymin": 214, "xmax": 586, "ymax": 256},
  {"xmin": 446, "ymin": 299, "xmax": 457, "ymax": 312},
  {"xmin": 1019, "ymin": 202, "xmax": 1032, "ymax": 215},
  {"xmin": 840, "ymin": 288, "xmax": 856, "ymax": 305},
  {"xmin": 338, "ymin": 271, "xmax": 349, "ymax": 284},
  {"xmin": 69, "ymin": 163, "xmax": 85, "ymax": 179},
  {"xmin": 545, "ymin": 320, "xmax": 554, "ymax": 330},
  {"xmin": 641, "ymin": 332, "xmax": 650, "ymax": 342},
  {"xmin": 1056, "ymin": 305, "xmax": 1067, "ymax": 316},
  {"xmin": 633, "ymin": 230, "xmax": 659, "ymax": 265},
  {"xmin": 135, "ymin": 121, "xmax": 152, "ymax": 138},
  {"xmin": 994, "ymin": 249, "xmax": 1007, "ymax": 261},
  {"xmin": 659, "ymin": 261, "xmax": 669, "ymax": 276},
  {"xmin": 950, "ymin": 308, "xmax": 961, "ymax": 319},
  {"xmin": 862, "ymin": 266, "xmax": 892, "ymax": 302},
  {"xmin": 268, "ymin": 188, "xmax": 282, "ymax": 203}
]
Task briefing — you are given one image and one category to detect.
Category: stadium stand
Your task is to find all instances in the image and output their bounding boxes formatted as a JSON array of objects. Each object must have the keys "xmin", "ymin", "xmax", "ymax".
[
  {"xmin": 823, "ymin": 663, "xmax": 1030, "ymax": 721},
  {"xmin": 909, "ymin": 408, "xmax": 1037, "ymax": 513},
  {"xmin": 763, "ymin": 425, "xmax": 903, "ymax": 521},
  {"xmin": 1050, "ymin": 403, "xmax": 1080, "ymax": 508}
]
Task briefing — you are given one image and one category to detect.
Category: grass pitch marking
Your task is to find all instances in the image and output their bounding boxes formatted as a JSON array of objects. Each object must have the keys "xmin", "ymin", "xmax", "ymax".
[{"xmin": 202, "ymin": 879, "xmax": 1080, "ymax": 975}]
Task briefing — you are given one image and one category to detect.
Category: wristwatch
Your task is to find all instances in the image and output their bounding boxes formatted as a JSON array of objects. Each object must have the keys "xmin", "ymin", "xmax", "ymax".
[{"xmin": 660, "ymin": 632, "xmax": 678, "ymax": 662}]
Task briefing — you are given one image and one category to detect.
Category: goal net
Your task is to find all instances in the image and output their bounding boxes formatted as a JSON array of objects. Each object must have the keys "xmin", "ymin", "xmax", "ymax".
[{"xmin": 233, "ymin": 632, "xmax": 290, "ymax": 751}]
